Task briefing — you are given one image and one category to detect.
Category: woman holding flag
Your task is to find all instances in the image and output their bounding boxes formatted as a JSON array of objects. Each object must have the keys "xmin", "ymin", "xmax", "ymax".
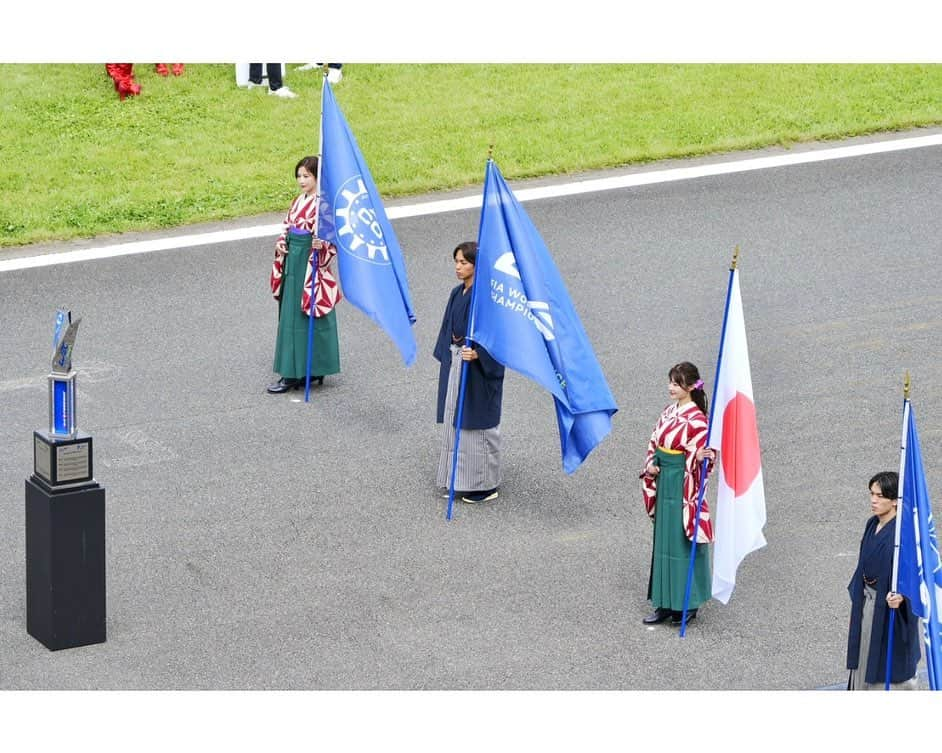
[
  {"xmin": 845, "ymin": 471, "xmax": 920, "ymax": 690},
  {"xmin": 267, "ymin": 155, "xmax": 341, "ymax": 393},
  {"xmin": 640, "ymin": 362, "xmax": 716, "ymax": 627},
  {"xmin": 434, "ymin": 241, "xmax": 505, "ymax": 504}
]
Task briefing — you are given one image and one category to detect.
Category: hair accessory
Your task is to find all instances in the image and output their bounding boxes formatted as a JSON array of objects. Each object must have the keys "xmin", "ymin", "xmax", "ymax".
[{"xmin": 692, "ymin": 379, "xmax": 704, "ymax": 390}]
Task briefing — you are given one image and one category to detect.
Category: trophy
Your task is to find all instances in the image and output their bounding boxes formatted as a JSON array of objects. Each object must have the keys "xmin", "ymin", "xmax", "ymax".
[
  {"xmin": 32, "ymin": 309, "xmax": 95, "ymax": 490},
  {"xmin": 26, "ymin": 309, "xmax": 106, "ymax": 650}
]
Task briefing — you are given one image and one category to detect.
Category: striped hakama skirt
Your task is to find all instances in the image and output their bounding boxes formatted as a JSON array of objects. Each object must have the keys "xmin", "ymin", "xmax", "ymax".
[
  {"xmin": 436, "ymin": 344, "xmax": 502, "ymax": 492},
  {"xmin": 847, "ymin": 584, "xmax": 918, "ymax": 690}
]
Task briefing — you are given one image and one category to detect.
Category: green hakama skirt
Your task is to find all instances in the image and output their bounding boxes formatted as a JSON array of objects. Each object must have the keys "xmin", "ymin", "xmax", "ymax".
[
  {"xmin": 648, "ymin": 447, "xmax": 711, "ymax": 611},
  {"xmin": 272, "ymin": 230, "xmax": 340, "ymax": 379}
]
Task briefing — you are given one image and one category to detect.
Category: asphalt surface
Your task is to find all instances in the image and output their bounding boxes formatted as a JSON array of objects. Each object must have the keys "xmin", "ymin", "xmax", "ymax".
[{"xmin": 1, "ymin": 131, "xmax": 940, "ymax": 690}]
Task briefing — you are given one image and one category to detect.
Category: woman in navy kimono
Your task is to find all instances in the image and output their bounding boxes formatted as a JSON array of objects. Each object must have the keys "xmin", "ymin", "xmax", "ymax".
[
  {"xmin": 433, "ymin": 241, "xmax": 505, "ymax": 504},
  {"xmin": 846, "ymin": 471, "xmax": 921, "ymax": 689}
]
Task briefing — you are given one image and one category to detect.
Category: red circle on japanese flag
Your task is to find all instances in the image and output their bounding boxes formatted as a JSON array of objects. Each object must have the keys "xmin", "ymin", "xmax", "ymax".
[{"xmin": 721, "ymin": 392, "xmax": 761, "ymax": 497}]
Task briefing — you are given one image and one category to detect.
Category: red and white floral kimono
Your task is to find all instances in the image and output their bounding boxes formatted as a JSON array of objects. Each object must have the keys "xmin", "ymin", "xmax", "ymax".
[
  {"xmin": 270, "ymin": 192, "xmax": 341, "ymax": 317},
  {"xmin": 640, "ymin": 401, "xmax": 715, "ymax": 543}
]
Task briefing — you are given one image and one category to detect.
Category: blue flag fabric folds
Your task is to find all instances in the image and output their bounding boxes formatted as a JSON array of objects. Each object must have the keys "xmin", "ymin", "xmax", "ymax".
[
  {"xmin": 318, "ymin": 80, "xmax": 417, "ymax": 366},
  {"xmin": 896, "ymin": 403, "xmax": 942, "ymax": 690},
  {"xmin": 470, "ymin": 160, "xmax": 617, "ymax": 474}
]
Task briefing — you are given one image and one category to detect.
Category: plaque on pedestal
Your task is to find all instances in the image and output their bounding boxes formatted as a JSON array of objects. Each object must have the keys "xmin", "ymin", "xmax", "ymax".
[{"xmin": 33, "ymin": 429, "xmax": 95, "ymax": 491}]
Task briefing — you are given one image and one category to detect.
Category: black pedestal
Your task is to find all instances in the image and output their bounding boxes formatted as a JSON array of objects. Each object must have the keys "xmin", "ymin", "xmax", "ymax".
[{"xmin": 25, "ymin": 476, "xmax": 106, "ymax": 650}]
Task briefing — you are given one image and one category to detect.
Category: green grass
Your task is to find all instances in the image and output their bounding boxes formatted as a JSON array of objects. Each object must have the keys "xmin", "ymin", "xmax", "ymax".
[{"xmin": 1, "ymin": 63, "xmax": 940, "ymax": 247}]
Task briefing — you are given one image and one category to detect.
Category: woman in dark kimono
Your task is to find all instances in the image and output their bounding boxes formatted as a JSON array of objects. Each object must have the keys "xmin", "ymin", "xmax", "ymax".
[
  {"xmin": 433, "ymin": 241, "xmax": 505, "ymax": 504},
  {"xmin": 846, "ymin": 471, "xmax": 921, "ymax": 689}
]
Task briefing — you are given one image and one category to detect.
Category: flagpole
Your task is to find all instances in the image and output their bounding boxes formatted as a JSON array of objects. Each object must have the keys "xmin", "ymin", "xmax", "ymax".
[
  {"xmin": 679, "ymin": 246, "xmax": 739, "ymax": 637},
  {"xmin": 303, "ymin": 70, "xmax": 329, "ymax": 403},
  {"xmin": 884, "ymin": 372, "xmax": 910, "ymax": 687},
  {"xmin": 445, "ymin": 151, "xmax": 494, "ymax": 520}
]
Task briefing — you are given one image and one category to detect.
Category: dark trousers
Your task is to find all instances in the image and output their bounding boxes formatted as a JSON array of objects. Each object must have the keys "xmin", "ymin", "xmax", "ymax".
[{"xmin": 249, "ymin": 63, "xmax": 283, "ymax": 90}]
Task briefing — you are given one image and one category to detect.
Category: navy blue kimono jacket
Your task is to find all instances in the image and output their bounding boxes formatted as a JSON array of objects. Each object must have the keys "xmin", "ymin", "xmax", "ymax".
[
  {"xmin": 846, "ymin": 514, "xmax": 921, "ymax": 684},
  {"xmin": 434, "ymin": 283, "xmax": 505, "ymax": 430}
]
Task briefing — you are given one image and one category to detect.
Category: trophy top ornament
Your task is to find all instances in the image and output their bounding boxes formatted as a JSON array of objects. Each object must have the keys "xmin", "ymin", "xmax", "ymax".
[{"xmin": 51, "ymin": 317, "xmax": 81, "ymax": 375}]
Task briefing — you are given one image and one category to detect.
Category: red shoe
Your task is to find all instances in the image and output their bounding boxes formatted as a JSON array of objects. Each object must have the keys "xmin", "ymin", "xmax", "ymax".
[
  {"xmin": 171, "ymin": 63, "xmax": 185, "ymax": 76},
  {"xmin": 117, "ymin": 78, "xmax": 141, "ymax": 100},
  {"xmin": 106, "ymin": 64, "xmax": 140, "ymax": 100},
  {"xmin": 155, "ymin": 63, "xmax": 170, "ymax": 76}
]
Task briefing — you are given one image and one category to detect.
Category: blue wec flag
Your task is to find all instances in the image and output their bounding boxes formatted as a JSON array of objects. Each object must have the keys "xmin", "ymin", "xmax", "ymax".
[
  {"xmin": 317, "ymin": 80, "xmax": 417, "ymax": 366},
  {"xmin": 896, "ymin": 401, "xmax": 942, "ymax": 690},
  {"xmin": 469, "ymin": 159, "xmax": 617, "ymax": 474}
]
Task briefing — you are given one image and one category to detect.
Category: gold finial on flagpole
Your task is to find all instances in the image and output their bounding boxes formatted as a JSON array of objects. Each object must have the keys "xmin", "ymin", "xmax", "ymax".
[
  {"xmin": 730, "ymin": 245, "xmax": 740, "ymax": 271},
  {"xmin": 904, "ymin": 371, "xmax": 911, "ymax": 400},
  {"xmin": 322, "ymin": 64, "xmax": 330, "ymax": 78},
  {"xmin": 487, "ymin": 143, "xmax": 494, "ymax": 160}
]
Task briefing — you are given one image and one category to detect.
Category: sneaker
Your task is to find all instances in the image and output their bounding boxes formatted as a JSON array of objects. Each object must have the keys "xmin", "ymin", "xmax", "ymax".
[
  {"xmin": 245, "ymin": 80, "xmax": 265, "ymax": 89},
  {"xmin": 269, "ymin": 86, "xmax": 298, "ymax": 99},
  {"xmin": 461, "ymin": 489, "xmax": 499, "ymax": 504},
  {"xmin": 327, "ymin": 67, "xmax": 343, "ymax": 84},
  {"xmin": 295, "ymin": 63, "xmax": 319, "ymax": 71}
]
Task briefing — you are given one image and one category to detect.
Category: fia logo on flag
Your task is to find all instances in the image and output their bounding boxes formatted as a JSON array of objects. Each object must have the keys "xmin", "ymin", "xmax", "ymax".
[
  {"xmin": 491, "ymin": 251, "xmax": 555, "ymax": 341},
  {"xmin": 334, "ymin": 177, "xmax": 390, "ymax": 265}
]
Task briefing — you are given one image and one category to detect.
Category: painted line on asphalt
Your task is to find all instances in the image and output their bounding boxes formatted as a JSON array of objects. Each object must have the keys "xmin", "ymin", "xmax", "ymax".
[{"xmin": 2, "ymin": 133, "xmax": 940, "ymax": 274}]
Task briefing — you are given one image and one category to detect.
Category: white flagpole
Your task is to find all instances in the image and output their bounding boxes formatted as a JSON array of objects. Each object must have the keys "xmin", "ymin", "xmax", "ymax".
[
  {"xmin": 891, "ymin": 373, "xmax": 911, "ymax": 591},
  {"xmin": 884, "ymin": 372, "xmax": 910, "ymax": 688}
]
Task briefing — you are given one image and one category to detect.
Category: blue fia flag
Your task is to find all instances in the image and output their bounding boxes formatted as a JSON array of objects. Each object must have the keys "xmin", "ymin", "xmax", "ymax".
[
  {"xmin": 470, "ymin": 160, "xmax": 617, "ymax": 474},
  {"xmin": 318, "ymin": 80, "xmax": 417, "ymax": 366},
  {"xmin": 895, "ymin": 401, "xmax": 942, "ymax": 690}
]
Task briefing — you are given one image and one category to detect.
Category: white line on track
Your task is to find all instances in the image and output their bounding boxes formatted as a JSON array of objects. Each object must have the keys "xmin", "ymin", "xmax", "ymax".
[{"xmin": 2, "ymin": 133, "xmax": 940, "ymax": 274}]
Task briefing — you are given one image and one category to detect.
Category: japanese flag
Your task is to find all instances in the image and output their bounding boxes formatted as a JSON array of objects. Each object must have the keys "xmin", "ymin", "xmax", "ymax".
[{"xmin": 710, "ymin": 269, "xmax": 767, "ymax": 604}]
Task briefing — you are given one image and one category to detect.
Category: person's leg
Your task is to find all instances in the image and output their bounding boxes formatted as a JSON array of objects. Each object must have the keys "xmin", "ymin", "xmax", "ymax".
[
  {"xmin": 266, "ymin": 63, "xmax": 283, "ymax": 90},
  {"xmin": 248, "ymin": 64, "xmax": 263, "ymax": 84}
]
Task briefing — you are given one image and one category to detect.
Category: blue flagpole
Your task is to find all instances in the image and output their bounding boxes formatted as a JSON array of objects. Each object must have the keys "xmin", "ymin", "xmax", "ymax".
[
  {"xmin": 445, "ymin": 155, "xmax": 494, "ymax": 521},
  {"xmin": 885, "ymin": 379, "xmax": 911, "ymax": 687},
  {"xmin": 304, "ymin": 71, "xmax": 329, "ymax": 403},
  {"xmin": 679, "ymin": 248, "xmax": 739, "ymax": 638}
]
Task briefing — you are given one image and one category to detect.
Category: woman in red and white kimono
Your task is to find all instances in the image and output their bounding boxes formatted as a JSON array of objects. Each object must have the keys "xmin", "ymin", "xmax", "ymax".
[
  {"xmin": 639, "ymin": 361, "xmax": 715, "ymax": 628},
  {"xmin": 267, "ymin": 155, "xmax": 341, "ymax": 393}
]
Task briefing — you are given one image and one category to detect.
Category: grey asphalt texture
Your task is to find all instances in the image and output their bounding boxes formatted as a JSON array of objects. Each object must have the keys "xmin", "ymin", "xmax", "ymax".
[{"xmin": 1, "ymin": 131, "xmax": 940, "ymax": 690}]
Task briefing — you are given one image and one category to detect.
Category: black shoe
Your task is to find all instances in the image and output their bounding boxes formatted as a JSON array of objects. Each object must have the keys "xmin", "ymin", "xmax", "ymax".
[
  {"xmin": 312, "ymin": 375, "xmax": 325, "ymax": 386},
  {"xmin": 266, "ymin": 377, "xmax": 301, "ymax": 394},
  {"xmin": 671, "ymin": 609, "xmax": 697, "ymax": 627},
  {"xmin": 642, "ymin": 608, "xmax": 673, "ymax": 625},
  {"xmin": 461, "ymin": 488, "xmax": 499, "ymax": 503}
]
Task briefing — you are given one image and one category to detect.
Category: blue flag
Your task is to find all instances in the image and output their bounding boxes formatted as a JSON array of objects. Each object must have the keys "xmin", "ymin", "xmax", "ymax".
[
  {"xmin": 470, "ymin": 160, "xmax": 618, "ymax": 474},
  {"xmin": 896, "ymin": 402, "xmax": 942, "ymax": 690},
  {"xmin": 318, "ymin": 80, "xmax": 417, "ymax": 366}
]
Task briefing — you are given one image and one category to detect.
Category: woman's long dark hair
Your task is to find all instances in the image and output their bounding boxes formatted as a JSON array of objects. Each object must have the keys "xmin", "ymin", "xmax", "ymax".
[
  {"xmin": 295, "ymin": 155, "xmax": 319, "ymax": 177},
  {"xmin": 669, "ymin": 361, "xmax": 708, "ymax": 417}
]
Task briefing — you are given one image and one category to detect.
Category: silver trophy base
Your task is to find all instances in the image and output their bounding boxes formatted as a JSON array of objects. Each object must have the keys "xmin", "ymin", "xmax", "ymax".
[{"xmin": 33, "ymin": 430, "xmax": 95, "ymax": 492}]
